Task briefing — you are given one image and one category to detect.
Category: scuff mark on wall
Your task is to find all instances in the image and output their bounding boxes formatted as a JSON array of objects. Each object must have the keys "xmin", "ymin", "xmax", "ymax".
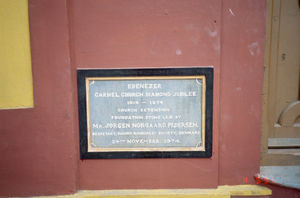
[
  {"xmin": 248, "ymin": 42, "xmax": 260, "ymax": 56},
  {"xmin": 228, "ymin": 8, "xmax": 235, "ymax": 16},
  {"xmin": 175, "ymin": 49, "xmax": 182, "ymax": 55},
  {"xmin": 205, "ymin": 27, "xmax": 218, "ymax": 37}
]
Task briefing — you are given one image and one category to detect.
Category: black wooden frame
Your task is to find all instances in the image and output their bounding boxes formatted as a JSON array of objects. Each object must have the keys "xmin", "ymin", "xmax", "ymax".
[{"xmin": 77, "ymin": 67, "xmax": 213, "ymax": 159}]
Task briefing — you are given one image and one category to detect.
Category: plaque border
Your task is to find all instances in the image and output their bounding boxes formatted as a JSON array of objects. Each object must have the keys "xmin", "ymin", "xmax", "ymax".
[
  {"xmin": 77, "ymin": 67, "xmax": 213, "ymax": 159},
  {"xmin": 86, "ymin": 76, "xmax": 206, "ymax": 152}
]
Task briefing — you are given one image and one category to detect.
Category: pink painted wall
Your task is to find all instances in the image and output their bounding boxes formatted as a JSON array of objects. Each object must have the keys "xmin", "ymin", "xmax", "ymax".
[
  {"xmin": 0, "ymin": 0, "xmax": 78, "ymax": 196},
  {"xmin": 0, "ymin": 0, "xmax": 266, "ymax": 196},
  {"xmin": 71, "ymin": 0, "xmax": 222, "ymax": 189},
  {"xmin": 219, "ymin": 0, "xmax": 265, "ymax": 185}
]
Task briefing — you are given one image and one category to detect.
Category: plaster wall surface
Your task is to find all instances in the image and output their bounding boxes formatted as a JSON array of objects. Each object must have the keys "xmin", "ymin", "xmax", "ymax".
[
  {"xmin": 0, "ymin": 0, "xmax": 265, "ymax": 196},
  {"xmin": 0, "ymin": 0, "xmax": 78, "ymax": 196},
  {"xmin": 71, "ymin": 0, "xmax": 221, "ymax": 189}
]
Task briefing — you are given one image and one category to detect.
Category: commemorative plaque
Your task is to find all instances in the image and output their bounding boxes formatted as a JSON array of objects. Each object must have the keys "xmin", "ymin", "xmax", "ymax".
[{"xmin": 78, "ymin": 68, "xmax": 213, "ymax": 159}]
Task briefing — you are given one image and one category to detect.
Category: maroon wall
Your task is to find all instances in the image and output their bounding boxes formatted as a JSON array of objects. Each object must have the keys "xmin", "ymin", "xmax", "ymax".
[
  {"xmin": 0, "ymin": 0, "xmax": 266, "ymax": 196},
  {"xmin": 219, "ymin": 0, "xmax": 265, "ymax": 185},
  {"xmin": 71, "ymin": 0, "xmax": 222, "ymax": 189},
  {"xmin": 0, "ymin": 0, "xmax": 78, "ymax": 196}
]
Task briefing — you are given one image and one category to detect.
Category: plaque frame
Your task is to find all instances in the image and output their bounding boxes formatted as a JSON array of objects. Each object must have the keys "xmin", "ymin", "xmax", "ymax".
[{"xmin": 78, "ymin": 67, "xmax": 213, "ymax": 159}]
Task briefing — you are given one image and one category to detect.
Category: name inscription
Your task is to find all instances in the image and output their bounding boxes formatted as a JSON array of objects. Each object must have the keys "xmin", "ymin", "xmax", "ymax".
[{"xmin": 86, "ymin": 77, "xmax": 206, "ymax": 152}]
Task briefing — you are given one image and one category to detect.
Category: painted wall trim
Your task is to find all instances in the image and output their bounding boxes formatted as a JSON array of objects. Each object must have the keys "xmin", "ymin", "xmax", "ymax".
[
  {"xmin": 0, "ymin": 0, "xmax": 33, "ymax": 109},
  {"xmin": 34, "ymin": 185, "xmax": 271, "ymax": 198}
]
